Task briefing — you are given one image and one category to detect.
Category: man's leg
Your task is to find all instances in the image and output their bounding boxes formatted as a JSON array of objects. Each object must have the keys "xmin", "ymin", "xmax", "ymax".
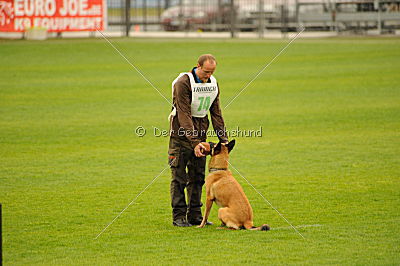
[
  {"xmin": 169, "ymin": 138, "xmax": 191, "ymax": 226},
  {"xmin": 186, "ymin": 155, "xmax": 206, "ymax": 224}
]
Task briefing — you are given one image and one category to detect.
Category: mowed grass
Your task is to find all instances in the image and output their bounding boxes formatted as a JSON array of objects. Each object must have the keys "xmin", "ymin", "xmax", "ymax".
[{"xmin": 0, "ymin": 37, "xmax": 399, "ymax": 264}]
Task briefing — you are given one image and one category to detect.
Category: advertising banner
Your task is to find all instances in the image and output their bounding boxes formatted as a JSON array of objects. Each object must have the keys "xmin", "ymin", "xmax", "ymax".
[{"xmin": 0, "ymin": 0, "xmax": 106, "ymax": 32}]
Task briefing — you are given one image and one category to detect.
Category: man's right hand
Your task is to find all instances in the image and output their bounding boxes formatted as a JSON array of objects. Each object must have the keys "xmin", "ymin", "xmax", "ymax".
[
  {"xmin": 194, "ymin": 143, "xmax": 206, "ymax": 157},
  {"xmin": 194, "ymin": 142, "xmax": 211, "ymax": 157}
]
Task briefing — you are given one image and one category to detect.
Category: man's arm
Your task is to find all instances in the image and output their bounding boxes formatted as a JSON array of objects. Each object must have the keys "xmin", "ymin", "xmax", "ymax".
[
  {"xmin": 174, "ymin": 77, "xmax": 201, "ymax": 148},
  {"xmin": 209, "ymin": 89, "xmax": 228, "ymax": 143}
]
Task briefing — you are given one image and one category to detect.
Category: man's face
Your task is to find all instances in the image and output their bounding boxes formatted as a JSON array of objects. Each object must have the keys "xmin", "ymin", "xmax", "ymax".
[{"xmin": 196, "ymin": 60, "xmax": 216, "ymax": 83}]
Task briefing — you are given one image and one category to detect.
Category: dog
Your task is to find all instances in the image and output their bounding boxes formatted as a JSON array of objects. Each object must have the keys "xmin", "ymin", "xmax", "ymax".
[{"xmin": 197, "ymin": 140, "xmax": 270, "ymax": 231}]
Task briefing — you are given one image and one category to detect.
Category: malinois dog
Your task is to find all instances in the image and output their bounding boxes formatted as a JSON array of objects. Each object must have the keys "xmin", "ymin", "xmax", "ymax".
[{"xmin": 197, "ymin": 140, "xmax": 270, "ymax": 231}]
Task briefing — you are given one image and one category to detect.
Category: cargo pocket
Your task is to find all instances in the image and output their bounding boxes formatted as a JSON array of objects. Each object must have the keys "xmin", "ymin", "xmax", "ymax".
[{"xmin": 168, "ymin": 147, "xmax": 180, "ymax": 168}]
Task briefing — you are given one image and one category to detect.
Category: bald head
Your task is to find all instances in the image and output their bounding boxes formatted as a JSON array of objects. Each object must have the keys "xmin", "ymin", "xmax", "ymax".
[
  {"xmin": 197, "ymin": 54, "xmax": 217, "ymax": 67},
  {"xmin": 196, "ymin": 54, "xmax": 217, "ymax": 83}
]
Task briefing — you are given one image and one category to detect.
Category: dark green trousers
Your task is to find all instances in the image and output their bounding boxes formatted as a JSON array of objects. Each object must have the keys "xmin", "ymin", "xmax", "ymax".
[{"xmin": 168, "ymin": 137, "xmax": 206, "ymax": 222}]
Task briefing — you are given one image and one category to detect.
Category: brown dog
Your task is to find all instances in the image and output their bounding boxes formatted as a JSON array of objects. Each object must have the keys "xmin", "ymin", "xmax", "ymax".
[{"xmin": 198, "ymin": 140, "xmax": 270, "ymax": 231}]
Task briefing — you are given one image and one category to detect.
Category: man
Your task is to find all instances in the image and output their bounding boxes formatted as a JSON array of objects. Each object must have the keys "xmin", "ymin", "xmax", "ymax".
[{"xmin": 168, "ymin": 54, "xmax": 228, "ymax": 227}]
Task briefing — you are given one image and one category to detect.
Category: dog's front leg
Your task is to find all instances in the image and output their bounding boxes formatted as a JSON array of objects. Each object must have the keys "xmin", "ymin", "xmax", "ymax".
[{"xmin": 197, "ymin": 198, "xmax": 213, "ymax": 228}]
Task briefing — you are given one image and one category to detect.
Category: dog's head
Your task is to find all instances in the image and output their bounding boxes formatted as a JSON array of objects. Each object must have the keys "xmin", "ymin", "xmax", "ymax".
[
  {"xmin": 208, "ymin": 140, "xmax": 235, "ymax": 170},
  {"xmin": 211, "ymin": 140, "xmax": 235, "ymax": 156}
]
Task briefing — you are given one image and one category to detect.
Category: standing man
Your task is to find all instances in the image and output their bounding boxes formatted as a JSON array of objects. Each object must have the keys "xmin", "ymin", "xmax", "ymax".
[{"xmin": 168, "ymin": 54, "xmax": 228, "ymax": 227}]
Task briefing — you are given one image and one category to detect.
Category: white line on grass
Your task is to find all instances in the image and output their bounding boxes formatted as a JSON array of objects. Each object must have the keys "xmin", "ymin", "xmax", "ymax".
[
  {"xmin": 94, "ymin": 159, "xmax": 175, "ymax": 239},
  {"xmin": 223, "ymin": 27, "xmax": 305, "ymax": 110},
  {"xmin": 226, "ymin": 160, "xmax": 306, "ymax": 239},
  {"xmin": 271, "ymin": 224, "xmax": 323, "ymax": 231},
  {"xmin": 96, "ymin": 28, "xmax": 173, "ymax": 107}
]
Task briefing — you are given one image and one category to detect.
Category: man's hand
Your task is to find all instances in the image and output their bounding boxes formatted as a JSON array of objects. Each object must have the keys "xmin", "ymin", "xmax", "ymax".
[
  {"xmin": 194, "ymin": 142, "xmax": 211, "ymax": 157},
  {"xmin": 194, "ymin": 143, "xmax": 206, "ymax": 157}
]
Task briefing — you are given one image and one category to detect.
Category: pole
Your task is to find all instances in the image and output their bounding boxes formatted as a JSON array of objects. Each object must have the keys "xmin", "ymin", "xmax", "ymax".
[
  {"xmin": 258, "ymin": 0, "xmax": 265, "ymax": 38},
  {"xmin": 376, "ymin": 0, "xmax": 382, "ymax": 34},
  {"xmin": 125, "ymin": 0, "xmax": 131, "ymax": 37},
  {"xmin": 143, "ymin": 0, "xmax": 147, "ymax": 32},
  {"xmin": 295, "ymin": 0, "xmax": 300, "ymax": 32},
  {"xmin": 157, "ymin": 0, "xmax": 161, "ymax": 23},
  {"xmin": 230, "ymin": 0, "xmax": 236, "ymax": 38},
  {"xmin": 280, "ymin": 4, "xmax": 288, "ymax": 38},
  {"xmin": 179, "ymin": 0, "xmax": 183, "ymax": 31}
]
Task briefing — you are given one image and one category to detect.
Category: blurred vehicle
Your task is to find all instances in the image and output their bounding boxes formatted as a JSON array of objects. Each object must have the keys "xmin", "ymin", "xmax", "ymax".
[
  {"xmin": 161, "ymin": 0, "xmax": 229, "ymax": 31},
  {"xmin": 161, "ymin": 0, "xmax": 278, "ymax": 31}
]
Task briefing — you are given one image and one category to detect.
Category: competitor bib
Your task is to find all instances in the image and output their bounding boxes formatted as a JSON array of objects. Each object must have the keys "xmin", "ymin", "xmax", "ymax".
[{"xmin": 171, "ymin": 72, "xmax": 218, "ymax": 118}]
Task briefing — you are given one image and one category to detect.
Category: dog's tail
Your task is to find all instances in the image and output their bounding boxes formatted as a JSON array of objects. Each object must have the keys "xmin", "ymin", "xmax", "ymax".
[
  {"xmin": 244, "ymin": 221, "xmax": 270, "ymax": 231},
  {"xmin": 250, "ymin": 224, "xmax": 270, "ymax": 231}
]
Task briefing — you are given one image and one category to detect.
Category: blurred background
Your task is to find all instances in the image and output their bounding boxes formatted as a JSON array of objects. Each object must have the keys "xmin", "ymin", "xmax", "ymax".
[
  {"xmin": 1, "ymin": 0, "xmax": 400, "ymax": 39},
  {"xmin": 107, "ymin": 0, "xmax": 400, "ymax": 37}
]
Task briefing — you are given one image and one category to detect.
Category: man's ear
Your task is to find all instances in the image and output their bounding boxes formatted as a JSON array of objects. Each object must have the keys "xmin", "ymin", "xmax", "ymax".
[
  {"xmin": 227, "ymin": 139, "xmax": 235, "ymax": 153},
  {"xmin": 212, "ymin": 142, "xmax": 222, "ymax": 156}
]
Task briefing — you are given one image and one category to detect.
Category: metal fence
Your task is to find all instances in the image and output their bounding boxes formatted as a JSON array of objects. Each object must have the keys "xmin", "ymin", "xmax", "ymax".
[{"xmin": 107, "ymin": 0, "xmax": 400, "ymax": 36}]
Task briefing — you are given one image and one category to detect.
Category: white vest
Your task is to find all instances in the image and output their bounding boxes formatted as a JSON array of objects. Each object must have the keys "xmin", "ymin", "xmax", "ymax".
[{"xmin": 169, "ymin": 72, "xmax": 219, "ymax": 120}]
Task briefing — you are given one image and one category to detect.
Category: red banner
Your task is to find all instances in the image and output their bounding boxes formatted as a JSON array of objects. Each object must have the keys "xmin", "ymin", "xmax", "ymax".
[{"xmin": 0, "ymin": 0, "xmax": 106, "ymax": 32}]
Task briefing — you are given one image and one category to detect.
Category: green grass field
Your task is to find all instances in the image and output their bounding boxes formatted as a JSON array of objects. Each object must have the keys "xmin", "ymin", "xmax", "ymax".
[{"xmin": 1, "ymin": 37, "xmax": 399, "ymax": 264}]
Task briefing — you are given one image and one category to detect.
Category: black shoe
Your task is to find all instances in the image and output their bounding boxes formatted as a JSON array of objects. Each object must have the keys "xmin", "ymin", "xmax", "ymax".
[
  {"xmin": 173, "ymin": 218, "xmax": 192, "ymax": 227},
  {"xmin": 189, "ymin": 218, "xmax": 213, "ymax": 226}
]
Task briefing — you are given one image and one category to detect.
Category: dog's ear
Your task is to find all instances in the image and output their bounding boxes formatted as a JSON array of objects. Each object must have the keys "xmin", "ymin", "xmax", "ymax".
[
  {"xmin": 212, "ymin": 142, "xmax": 222, "ymax": 156},
  {"xmin": 227, "ymin": 139, "xmax": 235, "ymax": 153}
]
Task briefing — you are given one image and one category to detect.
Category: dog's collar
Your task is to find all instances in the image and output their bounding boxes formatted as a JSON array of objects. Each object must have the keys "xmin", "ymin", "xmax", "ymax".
[{"xmin": 209, "ymin": 168, "xmax": 228, "ymax": 173}]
